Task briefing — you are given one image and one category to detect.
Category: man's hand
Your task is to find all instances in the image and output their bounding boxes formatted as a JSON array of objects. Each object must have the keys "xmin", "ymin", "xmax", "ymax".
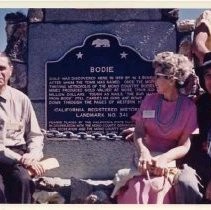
[
  {"xmin": 20, "ymin": 153, "xmax": 37, "ymax": 166},
  {"xmin": 20, "ymin": 153, "xmax": 45, "ymax": 176},
  {"xmin": 27, "ymin": 162, "xmax": 45, "ymax": 177},
  {"xmin": 121, "ymin": 127, "xmax": 135, "ymax": 142}
]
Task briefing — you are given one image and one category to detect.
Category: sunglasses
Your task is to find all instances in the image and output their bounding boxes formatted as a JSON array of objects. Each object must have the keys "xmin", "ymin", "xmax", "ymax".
[{"xmin": 154, "ymin": 73, "xmax": 172, "ymax": 80}]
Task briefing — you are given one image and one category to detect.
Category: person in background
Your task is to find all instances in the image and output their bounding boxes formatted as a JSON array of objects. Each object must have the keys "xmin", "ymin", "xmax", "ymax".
[
  {"xmin": 192, "ymin": 10, "xmax": 211, "ymax": 91},
  {"xmin": 0, "ymin": 52, "xmax": 45, "ymax": 203},
  {"xmin": 176, "ymin": 10, "xmax": 211, "ymax": 202},
  {"xmin": 192, "ymin": 10, "xmax": 211, "ymax": 67},
  {"xmin": 113, "ymin": 52, "xmax": 200, "ymax": 204},
  {"xmin": 185, "ymin": 53, "xmax": 211, "ymax": 202}
]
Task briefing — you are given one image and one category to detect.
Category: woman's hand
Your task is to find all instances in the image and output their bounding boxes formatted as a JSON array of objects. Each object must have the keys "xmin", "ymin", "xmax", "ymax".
[
  {"xmin": 121, "ymin": 127, "xmax": 134, "ymax": 142},
  {"xmin": 138, "ymin": 149, "xmax": 152, "ymax": 173},
  {"xmin": 150, "ymin": 155, "xmax": 168, "ymax": 176}
]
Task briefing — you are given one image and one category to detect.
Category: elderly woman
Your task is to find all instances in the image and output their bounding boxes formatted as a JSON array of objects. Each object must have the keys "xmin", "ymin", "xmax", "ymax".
[{"xmin": 113, "ymin": 52, "xmax": 201, "ymax": 204}]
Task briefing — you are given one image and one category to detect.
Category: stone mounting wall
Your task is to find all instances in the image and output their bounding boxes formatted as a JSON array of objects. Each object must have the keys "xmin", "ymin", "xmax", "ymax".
[{"xmin": 4, "ymin": 9, "xmax": 193, "ymax": 179}]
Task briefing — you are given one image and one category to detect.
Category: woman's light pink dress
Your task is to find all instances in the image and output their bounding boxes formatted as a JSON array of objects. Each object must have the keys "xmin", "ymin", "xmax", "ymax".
[{"xmin": 117, "ymin": 93, "xmax": 198, "ymax": 204}]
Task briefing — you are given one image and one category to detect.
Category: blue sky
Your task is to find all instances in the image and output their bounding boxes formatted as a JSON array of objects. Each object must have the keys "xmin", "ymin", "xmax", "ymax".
[{"xmin": 0, "ymin": 8, "xmax": 207, "ymax": 51}]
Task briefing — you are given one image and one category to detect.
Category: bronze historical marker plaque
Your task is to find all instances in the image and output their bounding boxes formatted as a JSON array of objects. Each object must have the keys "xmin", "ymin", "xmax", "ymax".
[{"xmin": 46, "ymin": 33, "xmax": 155, "ymax": 134}]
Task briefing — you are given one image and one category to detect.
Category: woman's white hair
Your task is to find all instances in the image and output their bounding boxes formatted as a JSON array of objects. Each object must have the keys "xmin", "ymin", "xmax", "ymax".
[{"xmin": 152, "ymin": 51, "xmax": 194, "ymax": 85}]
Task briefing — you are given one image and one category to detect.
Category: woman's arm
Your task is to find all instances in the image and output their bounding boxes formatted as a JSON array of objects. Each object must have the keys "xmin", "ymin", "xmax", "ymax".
[
  {"xmin": 160, "ymin": 132, "xmax": 191, "ymax": 163},
  {"xmin": 193, "ymin": 24, "xmax": 210, "ymax": 64},
  {"xmin": 134, "ymin": 122, "xmax": 152, "ymax": 172},
  {"xmin": 152, "ymin": 133, "xmax": 191, "ymax": 176}
]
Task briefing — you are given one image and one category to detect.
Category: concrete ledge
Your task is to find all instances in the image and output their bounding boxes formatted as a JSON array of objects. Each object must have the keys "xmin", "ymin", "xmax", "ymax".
[{"xmin": 43, "ymin": 138, "xmax": 135, "ymax": 179}]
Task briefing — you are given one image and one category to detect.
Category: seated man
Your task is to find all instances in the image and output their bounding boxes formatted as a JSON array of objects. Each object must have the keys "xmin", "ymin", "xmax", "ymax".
[{"xmin": 0, "ymin": 52, "xmax": 45, "ymax": 203}]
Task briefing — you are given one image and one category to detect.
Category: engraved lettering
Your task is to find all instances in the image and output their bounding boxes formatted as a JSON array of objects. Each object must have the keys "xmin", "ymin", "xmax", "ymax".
[{"xmin": 90, "ymin": 66, "xmax": 114, "ymax": 73}]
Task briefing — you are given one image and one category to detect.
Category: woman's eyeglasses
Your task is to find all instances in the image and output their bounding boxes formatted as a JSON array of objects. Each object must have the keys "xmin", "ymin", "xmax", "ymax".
[{"xmin": 154, "ymin": 73, "xmax": 172, "ymax": 80}]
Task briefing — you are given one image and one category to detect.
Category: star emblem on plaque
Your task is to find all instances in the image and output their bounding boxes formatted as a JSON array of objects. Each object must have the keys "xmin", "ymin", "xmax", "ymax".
[
  {"xmin": 46, "ymin": 33, "xmax": 155, "ymax": 134},
  {"xmin": 120, "ymin": 51, "xmax": 128, "ymax": 59},
  {"xmin": 76, "ymin": 52, "xmax": 83, "ymax": 59}
]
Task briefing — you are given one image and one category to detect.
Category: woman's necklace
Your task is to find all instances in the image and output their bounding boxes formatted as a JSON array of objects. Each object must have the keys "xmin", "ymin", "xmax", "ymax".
[{"xmin": 155, "ymin": 94, "xmax": 183, "ymax": 130}]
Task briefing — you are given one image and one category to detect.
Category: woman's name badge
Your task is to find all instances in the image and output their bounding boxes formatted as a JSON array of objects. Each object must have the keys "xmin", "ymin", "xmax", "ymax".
[{"xmin": 143, "ymin": 110, "xmax": 155, "ymax": 118}]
